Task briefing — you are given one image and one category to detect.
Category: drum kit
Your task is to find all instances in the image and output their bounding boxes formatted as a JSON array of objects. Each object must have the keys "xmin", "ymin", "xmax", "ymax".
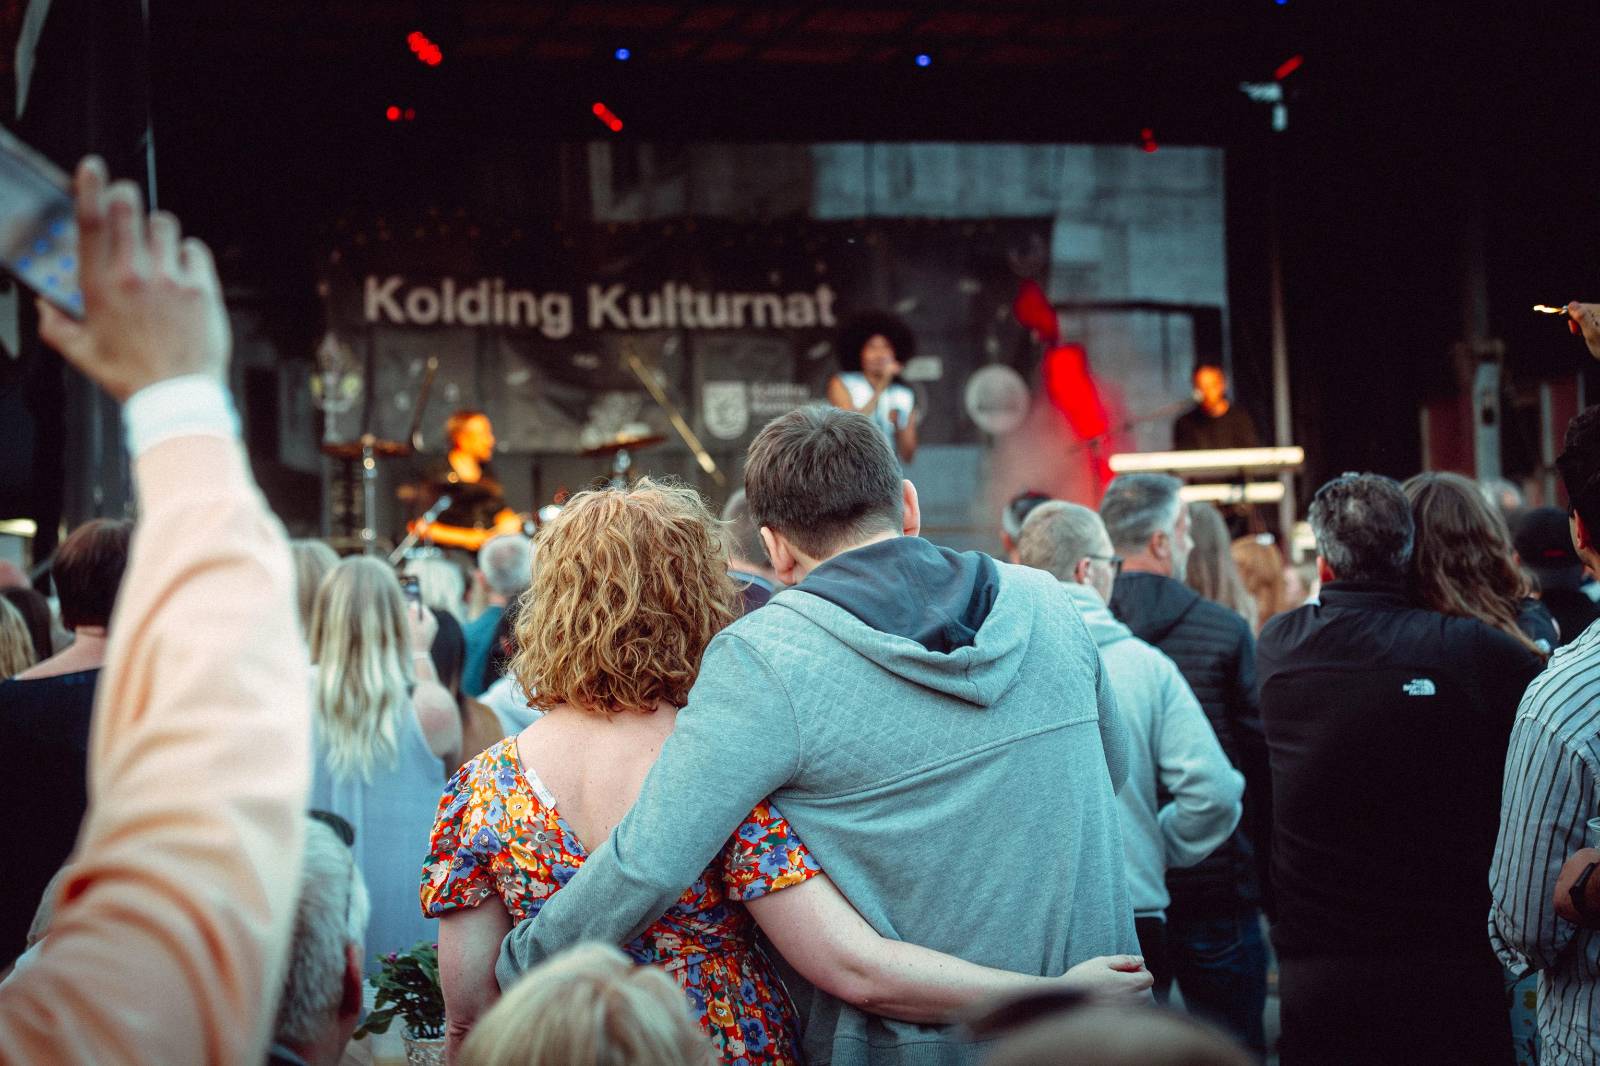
[{"xmin": 321, "ymin": 423, "xmax": 669, "ymax": 555}]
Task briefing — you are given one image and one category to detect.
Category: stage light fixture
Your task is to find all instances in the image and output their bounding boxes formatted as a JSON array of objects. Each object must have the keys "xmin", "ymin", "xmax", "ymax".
[
  {"xmin": 407, "ymin": 30, "xmax": 443, "ymax": 66},
  {"xmin": 385, "ymin": 105, "xmax": 401, "ymax": 121},
  {"xmin": 591, "ymin": 101, "xmax": 624, "ymax": 132},
  {"xmin": 1140, "ymin": 127, "xmax": 1158, "ymax": 153},
  {"xmin": 1274, "ymin": 54, "xmax": 1304, "ymax": 80},
  {"xmin": 615, "ymin": 47, "xmax": 631, "ymax": 61},
  {"xmin": 404, "ymin": 108, "xmax": 416, "ymax": 121},
  {"xmin": 915, "ymin": 53, "xmax": 932, "ymax": 67}
]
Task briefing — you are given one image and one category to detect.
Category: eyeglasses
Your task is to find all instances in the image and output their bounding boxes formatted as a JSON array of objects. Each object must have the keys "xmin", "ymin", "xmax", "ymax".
[{"xmin": 1085, "ymin": 554, "xmax": 1124, "ymax": 577}]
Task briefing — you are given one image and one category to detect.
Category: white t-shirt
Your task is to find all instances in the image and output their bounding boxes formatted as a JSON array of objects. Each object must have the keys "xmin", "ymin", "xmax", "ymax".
[{"xmin": 836, "ymin": 371, "xmax": 914, "ymax": 452}]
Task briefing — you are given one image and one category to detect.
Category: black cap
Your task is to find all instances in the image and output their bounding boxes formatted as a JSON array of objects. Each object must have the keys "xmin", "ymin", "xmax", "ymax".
[{"xmin": 1514, "ymin": 507, "xmax": 1581, "ymax": 583}]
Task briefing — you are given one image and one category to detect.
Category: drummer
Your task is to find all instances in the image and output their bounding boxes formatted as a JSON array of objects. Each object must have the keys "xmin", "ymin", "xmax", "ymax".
[{"xmin": 411, "ymin": 410, "xmax": 523, "ymax": 551}]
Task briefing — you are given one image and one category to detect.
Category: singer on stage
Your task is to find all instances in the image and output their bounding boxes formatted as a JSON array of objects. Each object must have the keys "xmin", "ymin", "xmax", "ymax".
[
  {"xmin": 411, "ymin": 410, "xmax": 522, "ymax": 551},
  {"xmin": 826, "ymin": 312, "xmax": 919, "ymax": 464}
]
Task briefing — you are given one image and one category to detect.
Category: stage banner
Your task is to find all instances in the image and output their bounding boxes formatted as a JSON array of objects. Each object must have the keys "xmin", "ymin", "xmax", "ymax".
[{"xmin": 315, "ymin": 214, "xmax": 1051, "ymax": 459}]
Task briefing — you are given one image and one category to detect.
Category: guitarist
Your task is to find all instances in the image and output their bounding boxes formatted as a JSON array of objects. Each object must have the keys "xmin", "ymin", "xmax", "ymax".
[{"xmin": 412, "ymin": 410, "xmax": 523, "ymax": 551}]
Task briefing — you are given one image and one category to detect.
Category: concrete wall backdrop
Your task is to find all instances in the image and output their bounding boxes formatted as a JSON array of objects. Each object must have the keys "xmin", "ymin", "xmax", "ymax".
[{"xmin": 588, "ymin": 141, "xmax": 1230, "ymax": 552}]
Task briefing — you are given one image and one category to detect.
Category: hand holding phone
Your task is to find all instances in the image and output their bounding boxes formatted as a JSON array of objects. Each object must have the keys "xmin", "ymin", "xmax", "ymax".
[{"xmin": 32, "ymin": 156, "xmax": 230, "ymax": 402}]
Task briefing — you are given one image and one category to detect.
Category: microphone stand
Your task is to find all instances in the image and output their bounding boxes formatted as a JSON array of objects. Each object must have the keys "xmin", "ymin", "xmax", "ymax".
[{"xmin": 388, "ymin": 494, "xmax": 452, "ymax": 565}]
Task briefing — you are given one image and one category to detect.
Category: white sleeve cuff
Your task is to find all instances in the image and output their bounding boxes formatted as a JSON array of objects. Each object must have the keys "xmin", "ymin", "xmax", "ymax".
[{"xmin": 122, "ymin": 375, "xmax": 241, "ymax": 457}]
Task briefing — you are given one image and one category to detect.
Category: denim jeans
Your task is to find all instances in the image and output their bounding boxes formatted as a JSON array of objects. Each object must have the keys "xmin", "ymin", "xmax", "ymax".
[{"xmin": 1165, "ymin": 909, "xmax": 1268, "ymax": 1057}]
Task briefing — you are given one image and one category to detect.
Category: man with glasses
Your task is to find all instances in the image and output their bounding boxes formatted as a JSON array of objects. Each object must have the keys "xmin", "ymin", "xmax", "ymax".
[
  {"xmin": 1098, "ymin": 473, "xmax": 1272, "ymax": 1057},
  {"xmin": 1018, "ymin": 501, "xmax": 1243, "ymax": 1005}
]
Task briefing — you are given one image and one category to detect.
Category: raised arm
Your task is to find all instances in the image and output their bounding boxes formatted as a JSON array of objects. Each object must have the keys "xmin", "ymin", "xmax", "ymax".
[
  {"xmin": 746, "ymin": 875, "xmax": 1151, "ymax": 1022},
  {"xmin": 0, "ymin": 159, "xmax": 309, "ymax": 1064},
  {"xmin": 496, "ymin": 631, "xmax": 802, "ymax": 986}
]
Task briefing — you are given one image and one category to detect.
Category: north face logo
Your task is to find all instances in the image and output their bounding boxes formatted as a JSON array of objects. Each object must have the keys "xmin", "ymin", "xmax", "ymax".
[{"xmin": 1402, "ymin": 678, "xmax": 1437, "ymax": 697}]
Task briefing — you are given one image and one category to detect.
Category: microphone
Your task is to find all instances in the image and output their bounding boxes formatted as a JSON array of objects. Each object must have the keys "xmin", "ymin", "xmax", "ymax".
[{"xmin": 420, "ymin": 494, "xmax": 452, "ymax": 525}]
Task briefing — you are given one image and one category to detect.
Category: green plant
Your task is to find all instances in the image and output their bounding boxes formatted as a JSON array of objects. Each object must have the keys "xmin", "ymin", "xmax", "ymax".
[{"xmin": 354, "ymin": 942, "xmax": 446, "ymax": 1041}]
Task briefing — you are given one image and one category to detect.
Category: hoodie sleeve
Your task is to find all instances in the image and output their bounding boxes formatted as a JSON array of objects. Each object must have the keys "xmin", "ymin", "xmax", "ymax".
[
  {"xmin": 1094, "ymin": 648, "xmax": 1130, "ymax": 794},
  {"xmin": 1153, "ymin": 655, "xmax": 1245, "ymax": 869},
  {"xmin": 497, "ymin": 631, "xmax": 802, "ymax": 986}
]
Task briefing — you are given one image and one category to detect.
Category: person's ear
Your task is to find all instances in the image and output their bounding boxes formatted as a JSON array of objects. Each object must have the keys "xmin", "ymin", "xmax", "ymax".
[
  {"xmin": 1150, "ymin": 530, "xmax": 1170, "ymax": 564},
  {"xmin": 339, "ymin": 943, "xmax": 363, "ymax": 1022},
  {"xmin": 761, "ymin": 527, "xmax": 800, "ymax": 586},
  {"xmin": 901, "ymin": 480, "xmax": 922, "ymax": 538},
  {"xmin": 1572, "ymin": 511, "xmax": 1593, "ymax": 555},
  {"xmin": 1073, "ymin": 557, "xmax": 1093, "ymax": 585},
  {"xmin": 1317, "ymin": 555, "xmax": 1336, "ymax": 586}
]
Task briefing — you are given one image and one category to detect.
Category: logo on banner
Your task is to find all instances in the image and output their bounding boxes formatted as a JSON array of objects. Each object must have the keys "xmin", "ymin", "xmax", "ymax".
[{"xmin": 703, "ymin": 382, "xmax": 750, "ymax": 440}]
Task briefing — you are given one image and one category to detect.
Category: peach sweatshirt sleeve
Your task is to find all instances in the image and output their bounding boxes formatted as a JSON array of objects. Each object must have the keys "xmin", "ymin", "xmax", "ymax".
[{"xmin": 0, "ymin": 430, "xmax": 311, "ymax": 1064}]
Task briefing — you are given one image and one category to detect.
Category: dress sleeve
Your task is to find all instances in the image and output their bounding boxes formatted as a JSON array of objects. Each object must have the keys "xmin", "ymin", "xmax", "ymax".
[
  {"xmin": 420, "ymin": 757, "xmax": 497, "ymax": 917},
  {"xmin": 721, "ymin": 800, "xmax": 823, "ymax": 902}
]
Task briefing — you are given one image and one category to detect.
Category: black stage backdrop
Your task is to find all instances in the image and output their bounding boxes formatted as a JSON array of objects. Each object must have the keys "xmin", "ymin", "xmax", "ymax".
[{"xmin": 316, "ymin": 215, "xmax": 1051, "ymax": 491}]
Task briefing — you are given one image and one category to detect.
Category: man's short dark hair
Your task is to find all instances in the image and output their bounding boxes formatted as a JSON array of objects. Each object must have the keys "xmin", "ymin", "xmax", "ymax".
[
  {"xmin": 53, "ymin": 518, "xmax": 133, "ymax": 630},
  {"xmin": 1558, "ymin": 405, "xmax": 1600, "ymax": 533},
  {"xmin": 744, "ymin": 405, "xmax": 903, "ymax": 559},
  {"xmin": 1307, "ymin": 473, "xmax": 1414, "ymax": 582},
  {"xmin": 1002, "ymin": 491, "xmax": 1054, "ymax": 542},
  {"xmin": 720, "ymin": 489, "xmax": 768, "ymax": 565}
]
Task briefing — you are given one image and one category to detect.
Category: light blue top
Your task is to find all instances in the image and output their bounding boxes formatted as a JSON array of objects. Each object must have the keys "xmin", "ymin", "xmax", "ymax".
[
  {"xmin": 1061, "ymin": 580, "xmax": 1243, "ymax": 920},
  {"xmin": 310, "ymin": 693, "xmax": 446, "ymax": 966}
]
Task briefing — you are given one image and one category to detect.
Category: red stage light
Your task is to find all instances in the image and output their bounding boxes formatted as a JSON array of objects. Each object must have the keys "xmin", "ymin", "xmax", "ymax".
[
  {"xmin": 592, "ymin": 101, "xmax": 624, "ymax": 132},
  {"xmin": 404, "ymin": 108, "xmax": 416, "ymax": 121},
  {"xmin": 1139, "ymin": 127, "xmax": 1158, "ymax": 152},
  {"xmin": 1274, "ymin": 54, "xmax": 1304, "ymax": 80},
  {"xmin": 408, "ymin": 30, "xmax": 443, "ymax": 65},
  {"xmin": 385, "ymin": 105, "xmax": 400, "ymax": 121}
]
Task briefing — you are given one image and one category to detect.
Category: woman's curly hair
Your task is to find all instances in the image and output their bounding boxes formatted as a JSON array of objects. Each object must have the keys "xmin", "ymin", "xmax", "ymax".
[
  {"xmin": 834, "ymin": 311, "xmax": 916, "ymax": 373},
  {"xmin": 512, "ymin": 478, "xmax": 738, "ymax": 714}
]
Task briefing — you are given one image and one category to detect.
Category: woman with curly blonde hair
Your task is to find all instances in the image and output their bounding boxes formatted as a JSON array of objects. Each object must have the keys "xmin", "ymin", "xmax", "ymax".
[{"xmin": 423, "ymin": 479, "xmax": 1150, "ymax": 1065}]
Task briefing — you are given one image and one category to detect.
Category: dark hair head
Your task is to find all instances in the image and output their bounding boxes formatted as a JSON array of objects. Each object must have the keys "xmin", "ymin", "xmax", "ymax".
[
  {"xmin": 835, "ymin": 311, "xmax": 915, "ymax": 373},
  {"xmin": 1403, "ymin": 472, "xmax": 1543, "ymax": 657},
  {"xmin": 744, "ymin": 405, "xmax": 903, "ymax": 559},
  {"xmin": 54, "ymin": 518, "xmax": 134, "ymax": 630},
  {"xmin": 1002, "ymin": 491, "xmax": 1054, "ymax": 541},
  {"xmin": 1098, "ymin": 474, "xmax": 1184, "ymax": 553},
  {"xmin": 428, "ymin": 606, "xmax": 466, "ymax": 697},
  {"xmin": 1307, "ymin": 473, "xmax": 1413, "ymax": 583},
  {"xmin": 1558, "ymin": 405, "xmax": 1600, "ymax": 533},
  {"xmin": 0, "ymin": 587, "xmax": 53, "ymax": 661}
]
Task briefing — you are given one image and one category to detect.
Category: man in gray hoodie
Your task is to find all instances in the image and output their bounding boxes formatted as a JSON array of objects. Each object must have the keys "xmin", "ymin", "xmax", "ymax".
[
  {"xmin": 498, "ymin": 405, "xmax": 1137, "ymax": 1065},
  {"xmin": 1017, "ymin": 501, "xmax": 1244, "ymax": 1002}
]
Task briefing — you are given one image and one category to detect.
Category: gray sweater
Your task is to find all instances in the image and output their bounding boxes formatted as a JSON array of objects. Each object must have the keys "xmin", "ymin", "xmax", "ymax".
[
  {"xmin": 1061, "ymin": 581, "xmax": 1243, "ymax": 920},
  {"xmin": 498, "ymin": 537, "xmax": 1137, "ymax": 1065}
]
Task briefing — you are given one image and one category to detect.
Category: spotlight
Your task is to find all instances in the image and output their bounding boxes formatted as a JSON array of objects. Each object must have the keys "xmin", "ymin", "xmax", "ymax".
[
  {"xmin": 385, "ymin": 105, "xmax": 400, "ymax": 122},
  {"xmin": 592, "ymin": 101, "xmax": 624, "ymax": 133},
  {"xmin": 1139, "ymin": 127, "xmax": 1158, "ymax": 153},
  {"xmin": 915, "ymin": 53, "xmax": 932, "ymax": 67},
  {"xmin": 614, "ymin": 47, "xmax": 631, "ymax": 61}
]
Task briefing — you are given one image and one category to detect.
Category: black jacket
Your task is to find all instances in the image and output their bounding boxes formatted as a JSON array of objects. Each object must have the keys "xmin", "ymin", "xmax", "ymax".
[
  {"xmin": 1256, "ymin": 581, "xmax": 1544, "ymax": 958},
  {"xmin": 1109, "ymin": 571, "xmax": 1270, "ymax": 918}
]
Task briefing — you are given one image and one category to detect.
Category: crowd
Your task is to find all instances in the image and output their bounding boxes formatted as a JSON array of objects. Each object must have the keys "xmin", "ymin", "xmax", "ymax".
[{"xmin": 0, "ymin": 157, "xmax": 1598, "ymax": 1066}]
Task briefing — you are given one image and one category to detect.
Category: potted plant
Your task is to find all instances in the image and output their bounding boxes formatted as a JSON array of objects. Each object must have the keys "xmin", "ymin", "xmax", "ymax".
[{"xmin": 354, "ymin": 942, "xmax": 447, "ymax": 1066}]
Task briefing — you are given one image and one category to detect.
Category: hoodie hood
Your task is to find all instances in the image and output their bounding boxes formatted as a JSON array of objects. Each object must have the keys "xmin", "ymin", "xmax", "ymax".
[
  {"xmin": 1060, "ymin": 580, "xmax": 1133, "ymax": 649},
  {"xmin": 1107, "ymin": 571, "xmax": 1202, "ymax": 645},
  {"xmin": 771, "ymin": 537, "xmax": 1035, "ymax": 707}
]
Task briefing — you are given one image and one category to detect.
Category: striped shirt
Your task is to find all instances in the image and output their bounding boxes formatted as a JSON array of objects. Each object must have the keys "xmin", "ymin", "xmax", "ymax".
[{"xmin": 1490, "ymin": 619, "xmax": 1600, "ymax": 1065}]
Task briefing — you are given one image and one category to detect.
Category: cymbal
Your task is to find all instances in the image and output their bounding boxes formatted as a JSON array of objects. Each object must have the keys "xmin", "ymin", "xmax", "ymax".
[
  {"xmin": 579, "ymin": 433, "xmax": 668, "ymax": 458},
  {"xmin": 320, "ymin": 435, "xmax": 414, "ymax": 461}
]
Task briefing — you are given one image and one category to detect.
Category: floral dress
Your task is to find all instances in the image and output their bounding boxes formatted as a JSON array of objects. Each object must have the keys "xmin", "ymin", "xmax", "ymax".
[{"xmin": 420, "ymin": 737, "xmax": 822, "ymax": 1066}]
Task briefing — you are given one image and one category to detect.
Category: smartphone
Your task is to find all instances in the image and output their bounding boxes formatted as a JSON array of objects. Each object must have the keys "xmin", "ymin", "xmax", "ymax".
[
  {"xmin": 0, "ymin": 125, "xmax": 82, "ymax": 317},
  {"xmin": 400, "ymin": 573, "xmax": 422, "ymax": 607}
]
